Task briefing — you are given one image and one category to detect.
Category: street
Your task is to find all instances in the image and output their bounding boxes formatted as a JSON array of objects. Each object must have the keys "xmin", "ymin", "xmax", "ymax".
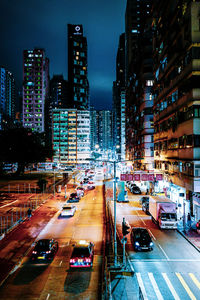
[{"xmin": 0, "ymin": 182, "xmax": 105, "ymax": 300}]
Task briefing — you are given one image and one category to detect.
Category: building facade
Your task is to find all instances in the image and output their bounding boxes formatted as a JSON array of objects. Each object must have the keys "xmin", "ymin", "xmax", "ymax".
[
  {"xmin": 22, "ymin": 48, "xmax": 49, "ymax": 133},
  {"xmin": 125, "ymin": 0, "xmax": 154, "ymax": 170},
  {"xmin": 52, "ymin": 109, "xmax": 90, "ymax": 165},
  {"xmin": 113, "ymin": 33, "xmax": 126, "ymax": 161},
  {"xmin": 0, "ymin": 67, "xmax": 15, "ymax": 129},
  {"xmin": 68, "ymin": 24, "xmax": 89, "ymax": 110},
  {"xmin": 152, "ymin": 0, "xmax": 200, "ymax": 220}
]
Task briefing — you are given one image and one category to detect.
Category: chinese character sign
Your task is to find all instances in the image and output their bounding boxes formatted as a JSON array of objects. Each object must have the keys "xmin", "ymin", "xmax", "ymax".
[{"xmin": 156, "ymin": 174, "xmax": 163, "ymax": 181}]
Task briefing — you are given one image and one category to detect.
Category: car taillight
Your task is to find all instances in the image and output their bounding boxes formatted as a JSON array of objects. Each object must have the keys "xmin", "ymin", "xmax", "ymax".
[
  {"xmin": 85, "ymin": 258, "xmax": 91, "ymax": 263},
  {"xmin": 32, "ymin": 251, "xmax": 37, "ymax": 254},
  {"xmin": 70, "ymin": 258, "xmax": 75, "ymax": 263},
  {"xmin": 46, "ymin": 251, "xmax": 51, "ymax": 254}
]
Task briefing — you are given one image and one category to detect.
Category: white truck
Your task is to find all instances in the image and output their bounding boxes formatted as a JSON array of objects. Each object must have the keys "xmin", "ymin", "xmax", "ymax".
[{"xmin": 149, "ymin": 196, "xmax": 177, "ymax": 229}]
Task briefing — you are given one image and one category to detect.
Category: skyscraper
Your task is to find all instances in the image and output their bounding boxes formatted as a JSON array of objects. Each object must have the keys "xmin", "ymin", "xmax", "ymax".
[
  {"xmin": 67, "ymin": 24, "xmax": 89, "ymax": 110},
  {"xmin": 113, "ymin": 33, "xmax": 126, "ymax": 161},
  {"xmin": 0, "ymin": 67, "xmax": 15, "ymax": 130},
  {"xmin": 22, "ymin": 48, "xmax": 49, "ymax": 133}
]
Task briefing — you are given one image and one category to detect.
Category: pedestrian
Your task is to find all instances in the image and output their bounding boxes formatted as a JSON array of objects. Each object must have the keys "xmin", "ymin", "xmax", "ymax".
[
  {"xmin": 27, "ymin": 208, "xmax": 32, "ymax": 219},
  {"xmin": 187, "ymin": 212, "xmax": 191, "ymax": 228}
]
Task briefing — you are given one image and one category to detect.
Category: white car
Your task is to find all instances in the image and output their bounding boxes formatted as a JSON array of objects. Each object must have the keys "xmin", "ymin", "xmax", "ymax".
[{"xmin": 61, "ymin": 205, "xmax": 76, "ymax": 217}]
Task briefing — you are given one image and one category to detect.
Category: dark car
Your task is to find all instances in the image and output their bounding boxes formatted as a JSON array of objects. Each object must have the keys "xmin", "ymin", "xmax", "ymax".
[
  {"xmin": 87, "ymin": 185, "xmax": 95, "ymax": 190},
  {"xmin": 31, "ymin": 239, "xmax": 58, "ymax": 261},
  {"xmin": 70, "ymin": 240, "xmax": 94, "ymax": 268},
  {"xmin": 131, "ymin": 228, "xmax": 153, "ymax": 251},
  {"xmin": 67, "ymin": 192, "xmax": 80, "ymax": 203},
  {"xmin": 139, "ymin": 196, "xmax": 149, "ymax": 205},
  {"xmin": 131, "ymin": 186, "xmax": 141, "ymax": 194}
]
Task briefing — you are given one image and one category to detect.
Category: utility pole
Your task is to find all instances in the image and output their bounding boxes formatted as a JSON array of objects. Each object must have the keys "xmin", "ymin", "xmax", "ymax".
[{"xmin": 113, "ymin": 161, "xmax": 117, "ymax": 266}]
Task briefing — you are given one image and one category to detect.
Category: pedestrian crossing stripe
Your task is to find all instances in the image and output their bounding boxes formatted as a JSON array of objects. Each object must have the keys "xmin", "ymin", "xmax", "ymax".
[
  {"xmin": 148, "ymin": 273, "xmax": 164, "ymax": 300},
  {"xmin": 162, "ymin": 273, "xmax": 180, "ymax": 300},
  {"xmin": 189, "ymin": 273, "xmax": 200, "ymax": 290},
  {"xmin": 136, "ymin": 272, "xmax": 200, "ymax": 300},
  {"xmin": 176, "ymin": 273, "xmax": 196, "ymax": 300}
]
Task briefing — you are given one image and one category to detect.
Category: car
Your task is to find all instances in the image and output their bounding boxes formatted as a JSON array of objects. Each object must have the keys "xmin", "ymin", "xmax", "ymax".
[
  {"xmin": 139, "ymin": 196, "xmax": 149, "ymax": 205},
  {"xmin": 31, "ymin": 239, "xmax": 58, "ymax": 261},
  {"xmin": 87, "ymin": 185, "xmax": 95, "ymax": 190},
  {"xmin": 142, "ymin": 201, "xmax": 149, "ymax": 214},
  {"xmin": 131, "ymin": 186, "xmax": 141, "ymax": 194},
  {"xmin": 131, "ymin": 228, "xmax": 153, "ymax": 251},
  {"xmin": 88, "ymin": 181, "xmax": 94, "ymax": 184},
  {"xmin": 61, "ymin": 205, "xmax": 76, "ymax": 217},
  {"xmin": 67, "ymin": 192, "xmax": 80, "ymax": 203},
  {"xmin": 76, "ymin": 186, "xmax": 85, "ymax": 196},
  {"xmin": 129, "ymin": 183, "xmax": 138, "ymax": 190},
  {"xmin": 70, "ymin": 240, "xmax": 94, "ymax": 268}
]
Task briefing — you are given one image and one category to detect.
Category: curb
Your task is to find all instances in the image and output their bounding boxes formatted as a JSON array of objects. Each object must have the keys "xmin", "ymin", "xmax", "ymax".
[{"xmin": 177, "ymin": 229, "xmax": 200, "ymax": 253}]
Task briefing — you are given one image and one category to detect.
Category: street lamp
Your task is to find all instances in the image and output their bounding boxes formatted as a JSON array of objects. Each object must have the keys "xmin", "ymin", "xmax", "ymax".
[{"xmin": 86, "ymin": 157, "xmax": 131, "ymax": 268}]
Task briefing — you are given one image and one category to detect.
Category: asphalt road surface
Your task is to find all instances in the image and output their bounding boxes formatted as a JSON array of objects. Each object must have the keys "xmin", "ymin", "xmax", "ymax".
[
  {"xmin": 111, "ymin": 191, "xmax": 200, "ymax": 300},
  {"xmin": 0, "ymin": 183, "xmax": 104, "ymax": 300}
]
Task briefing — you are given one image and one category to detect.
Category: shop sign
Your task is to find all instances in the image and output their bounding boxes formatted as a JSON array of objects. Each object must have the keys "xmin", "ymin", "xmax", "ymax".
[
  {"xmin": 134, "ymin": 174, "xmax": 140, "ymax": 181},
  {"xmin": 156, "ymin": 174, "xmax": 163, "ymax": 181},
  {"xmin": 148, "ymin": 174, "xmax": 154, "ymax": 181},
  {"xmin": 120, "ymin": 174, "xmax": 127, "ymax": 181},
  {"xmin": 127, "ymin": 174, "xmax": 134, "ymax": 181},
  {"xmin": 141, "ymin": 174, "xmax": 148, "ymax": 181}
]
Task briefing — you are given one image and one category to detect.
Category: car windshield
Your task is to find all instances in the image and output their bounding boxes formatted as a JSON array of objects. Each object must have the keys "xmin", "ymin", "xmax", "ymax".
[
  {"xmin": 70, "ymin": 193, "xmax": 77, "ymax": 197},
  {"xmin": 134, "ymin": 229, "xmax": 149, "ymax": 239},
  {"xmin": 72, "ymin": 247, "xmax": 90, "ymax": 257},
  {"xmin": 161, "ymin": 213, "xmax": 177, "ymax": 221},
  {"xmin": 63, "ymin": 207, "xmax": 72, "ymax": 210},
  {"xmin": 35, "ymin": 240, "xmax": 50, "ymax": 250}
]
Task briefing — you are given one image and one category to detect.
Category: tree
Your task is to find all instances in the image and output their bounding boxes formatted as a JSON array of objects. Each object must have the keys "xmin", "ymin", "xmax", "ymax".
[{"xmin": 0, "ymin": 128, "xmax": 54, "ymax": 175}]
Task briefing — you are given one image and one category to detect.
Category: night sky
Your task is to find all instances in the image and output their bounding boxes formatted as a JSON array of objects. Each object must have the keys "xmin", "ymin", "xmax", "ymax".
[{"xmin": 0, "ymin": 0, "xmax": 126, "ymax": 110}]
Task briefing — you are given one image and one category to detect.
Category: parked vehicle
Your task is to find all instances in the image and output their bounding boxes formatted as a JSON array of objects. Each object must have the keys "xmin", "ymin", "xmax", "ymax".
[
  {"xmin": 70, "ymin": 240, "xmax": 94, "ymax": 268},
  {"xmin": 131, "ymin": 228, "xmax": 153, "ymax": 251},
  {"xmin": 31, "ymin": 239, "xmax": 58, "ymax": 261},
  {"xmin": 149, "ymin": 196, "xmax": 177, "ymax": 229}
]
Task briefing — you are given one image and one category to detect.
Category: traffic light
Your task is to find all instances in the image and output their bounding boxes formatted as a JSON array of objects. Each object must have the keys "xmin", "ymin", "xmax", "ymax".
[{"xmin": 122, "ymin": 218, "xmax": 130, "ymax": 236}]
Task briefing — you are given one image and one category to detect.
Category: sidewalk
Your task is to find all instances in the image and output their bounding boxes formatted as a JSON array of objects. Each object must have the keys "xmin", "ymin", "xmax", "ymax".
[{"xmin": 177, "ymin": 221, "xmax": 200, "ymax": 252}]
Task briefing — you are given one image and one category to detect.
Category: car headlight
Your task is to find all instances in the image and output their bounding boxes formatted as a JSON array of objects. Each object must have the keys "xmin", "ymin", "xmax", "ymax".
[
  {"xmin": 135, "ymin": 242, "xmax": 140, "ymax": 246},
  {"xmin": 150, "ymin": 242, "xmax": 153, "ymax": 247}
]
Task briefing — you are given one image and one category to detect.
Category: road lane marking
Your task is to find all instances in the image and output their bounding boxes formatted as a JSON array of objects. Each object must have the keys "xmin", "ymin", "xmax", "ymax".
[
  {"xmin": 162, "ymin": 273, "xmax": 180, "ymax": 300},
  {"xmin": 136, "ymin": 273, "xmax": 148, "ymax": 300},
  {"xmin": 46, "ymin": 294, "xmax": 50, "ymax": 300},
  {"xmin": 148, "ymin": 229, "xmax": 156, "ymax": 240},
  {"xmin": 130, "ymin": 258, "xmax": 200, "ymax": 262},
  {"xmin": 59, "ymin": 260, "xmax": 62, "ymax": 266},
  {"xmin": 148, "ymin": 272, "xmax": 164, "ymax": 300},
  {"xmin": 0, "ymin": 200, "xmax": 18, "ymax": 208},
  {"xmin": 158, "ymin": 244, "xmax": 169, "ymax": 260},
  {"xmin": 136, "ymin": 211, "xmax": 146, "ymax": 225},
  {"xmin": 189, "ymin": 273, "xmax": 200, "ymax": 290},
  {"xmin": 176, "ymin": 273, "xmax": 196, "ymax": 300}
]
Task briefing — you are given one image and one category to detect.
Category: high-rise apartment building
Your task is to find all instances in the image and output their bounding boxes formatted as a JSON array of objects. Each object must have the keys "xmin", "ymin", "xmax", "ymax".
[
  {"xmin": 67, "ymin": 24, "xmax": 89, "ymax": 110},
  {"xmin": 113, "ymin": 33, "xmax": 126, "ymax": 161},
  {"xmin": 0, "ymin": 67, "xmax": 15, "ymax": 130},
  {"xmin": 125, "ymin": 0, "xmax": 154, "ymax": 170},
  {"xmin": 97, "ymin": 110, "xmax": 113, "ymax": 154},
  {"xmin": 22, "ymin": 48, "xmax": 49, "ymax": 132},
  {"xmin": 152, "ymin": 0, "xmax": 200, "ymax": 219},
  {"xmin": 52, "ymin": 109, "xmax": 90, "ymax": 165}
]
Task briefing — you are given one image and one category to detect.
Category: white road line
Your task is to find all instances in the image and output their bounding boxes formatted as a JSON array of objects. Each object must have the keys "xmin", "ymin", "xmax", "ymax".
[
  {"xmin": 46, "ymin": 294, "xmax": 50, "ymax": 300},
  {"xmin": 0, "ymin": 200, "xmax": 18, "ymax": 208},
  {"xmin": 148, "ymin": 272, "xmax": 164, "ymax": 300},
  {"xmin": 158, "ymin": 244, "xmax": 169, "ymax": 260},
  {"xmin": 162, "ymin": 273, "xmax": 180, "ymax": 300},
  {"xmin": 136, "ymin": 273, "xmax": 148, "ymax": 300},
  {"xmin": 136, "ymin": 211, "xmax": 146, "ymax": 225},
  {"xmin": 131, "ymin": 258, "xmax": 200, "ymax": 262},
  {"xmin": 148, "ymin": 229, "xmax": 156, "ymax": 240},
  {"xmin": 59, "ymin": 260, "xmax": 62, "ymax": 266}
]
